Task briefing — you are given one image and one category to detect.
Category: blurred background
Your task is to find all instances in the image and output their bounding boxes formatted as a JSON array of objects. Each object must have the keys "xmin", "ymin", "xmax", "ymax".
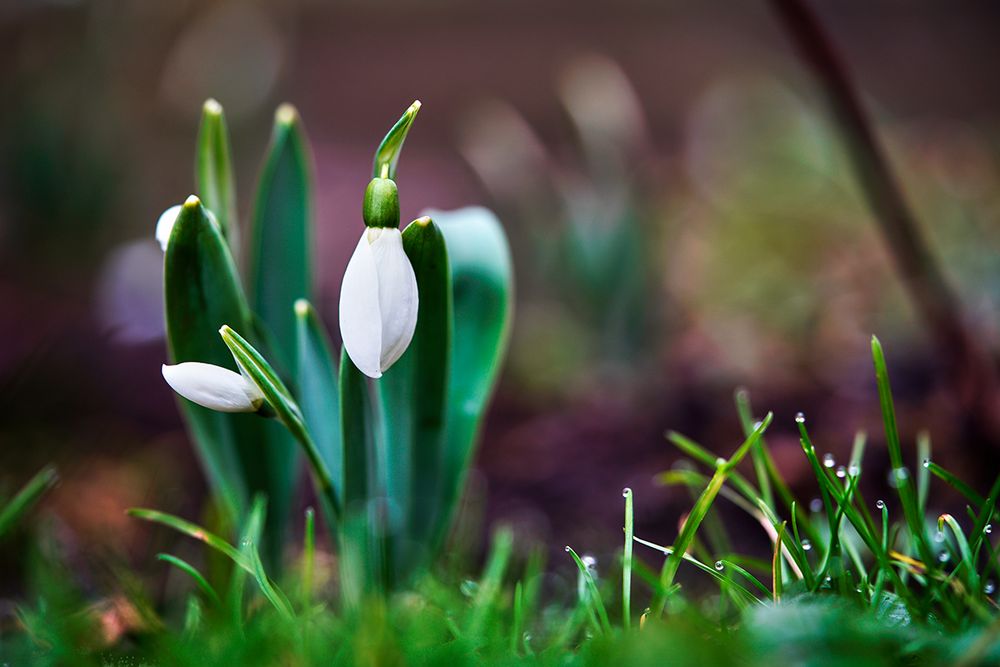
[{"xmin": 2, "ymin": 0, "xmax": 1000, "ymax": 589}]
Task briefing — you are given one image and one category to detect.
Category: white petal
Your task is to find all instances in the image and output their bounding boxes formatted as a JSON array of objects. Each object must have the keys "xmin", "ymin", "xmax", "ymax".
[
  {"xmin": 161, "ymin": 362, "xmax": 263, "ymax": 413},
  {"xmin": 339, "ymin": 231, "xmax": 384, "ymax": 378},
  {"xmin": 156, "ymin": 205, "xmax": 182, "ymax": 252},
  {"xmin": 369, "ymin": 227, "xmax": 419, "ymax": 372}
]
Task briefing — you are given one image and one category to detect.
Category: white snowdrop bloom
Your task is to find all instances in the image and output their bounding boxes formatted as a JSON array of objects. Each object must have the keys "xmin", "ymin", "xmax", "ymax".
[
  {"xmin": 338, "ymin": 178, "xmax": 419, "ymax": 378},
  {"xmin": 161, "ymin": 362, "xmax": 264, "ymax": 413},
  {"xmin": 339, "ymin": 226, "xmax": 419, "ymax": 378},
  {"xmin": 155, "ymin": 205, "xmax": 182, "ymax": 252}
]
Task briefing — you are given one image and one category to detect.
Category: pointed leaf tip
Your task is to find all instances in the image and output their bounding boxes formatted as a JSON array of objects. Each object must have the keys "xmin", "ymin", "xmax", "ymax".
[
  {"xmin": 276, "ymin": 104, "xmax": 299, "ymax": 126},
  {"xmin": 203, "ymin": 98, "xmax": 223, "ymax": 115}
]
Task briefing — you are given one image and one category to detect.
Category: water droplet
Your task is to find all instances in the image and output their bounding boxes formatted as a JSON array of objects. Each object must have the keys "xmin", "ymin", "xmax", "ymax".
[
  {"xmin": 795, "ymin": 412, "xmax": 806, "ymax": 424},
  {"xmin": 240, "ymin": 538, "xmax": 252, "ymax": 548},
  {"xmin": 583, "ymin": 555, "xmax": 598, "ymax": 572},
  {"xmin": 985, "ymin": 581, "xmax": 996, "ymax": 595},
  {"xmin": 986, "ymin": 524, "xmax": 993, "ymax": 535},
  {"xmin": 622, "ymin": 487, "xmax": 632, "ymax": 497},
  {"xmin": 822, "ymin": 453, "xmax": 835, "ymax": 468},
  {"xmin": 714, "ymin": 560, "xmax": 724, "ymax": 571},
  {"xmin": 801, "ymin": 539, "xmax": 812, "ymax": 551},
  {"xmin": 753, "ymin": 420, "xmax": 764, "ymax": 430},
  {"xmin": 934, "ymin": 531, "xmax": 945, "ymax": 543},
  {"xmin": 715, "ymin": 457, "xmax": 726, "ymax": 467},
  {"xmin": 922, "ymin": 458, "xmax": 931, "ymax": 468},
  {"xmin": 460, "ymin": 580, "xmax": 479, "ymax": 597},
  {"xmin": 809, "ymin": 498, "xmax": 823, "ymax": 513},
  {"xmin": 824, "ymin": 575, "xmax": 832, "ymax": 584},
  {"xmin": 847, "ymin": 463, "xmax": 860, "ymax": 477},
  {"xmin": 938, "ymin": 551, "xmax": 950, "ymax": 563},
  {"xmin": 836, "ymin": 465, "xmax": 847, "ymax": 479},
  {"xmin": 888, "ymin": 467, "xmax": 909, "ymax": 488},
  {"xmin": 876, "ymin": 500, "xmax": 885, "ymax": 510},
  {"xmin": 564, "ymin": 546, "xmax": 571, "ymax": 552}
]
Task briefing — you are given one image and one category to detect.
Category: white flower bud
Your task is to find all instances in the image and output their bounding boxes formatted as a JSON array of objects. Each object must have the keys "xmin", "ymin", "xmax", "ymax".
[
  {"xmin": 161, "ymin": 362, "xmax": 264, "ymax": 413},
  {"xmin": 156, "ymin": 205, "xmax": 182, "ymax": 252},
  {"xmin": 338, "ymin": 226, "xmax": 419, "ymax": 378}
]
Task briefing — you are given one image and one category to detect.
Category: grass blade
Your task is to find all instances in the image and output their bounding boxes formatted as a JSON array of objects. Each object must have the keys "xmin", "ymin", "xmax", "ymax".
[
  {"xmin": 0, "ymin": 465, "xmax": 57, "ymax": 539},
  {"xmin": 623, "ymin": 486, "xmax": 634, "ymax": 631},
  {"xmin": 156, "ymin": 553, "xmax": 222, "ymax": 607},
  {"xmin": 652, "ymin": 413, "xmax": 773, "ymax": 614}
]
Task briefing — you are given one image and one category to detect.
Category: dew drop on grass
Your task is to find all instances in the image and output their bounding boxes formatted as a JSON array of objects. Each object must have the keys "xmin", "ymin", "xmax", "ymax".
[
  {"xmin": 802, "ymin": 540, "xmax": 812, "ymax": 551},
  {"xmin": 934, "ymin": 531, "xmax": 945, "ymax": 543},
  {"xmin": 938, "ymin": 551, "xmax": 950, "ymax": 563},
  {"xmin": 836, "ymin": 465, "xmax": 847, "ymax": 479},
  {"xmin": 715, "ymin": 560, "xmax": 724, "ymax": 571},
  {"xmin": 888, "ymin": 467, "xmax": 909, "ymax": 488},
  {"xmin": 564, "ymin": 546, "xmax": 571, "ymax": 552},
  {"xmin": 795, "ymin": 412, "xmax": 806, "ymax": 424},
  {"xmin": 715, "ymin": 457, "xmax": 726, "ymax": 467},
  {"xmin": 848, "ymin": 463, "xmax": 860, "ymax": 477},
  {"xmin": 876, "ymin": 499, "xmax": 886, "ymax": 510},
  {"xmin": 622, "ymin": 487, "xmax": 631, "ymax": 497},
  {"xmin": 985, "ymin": 524, "xmax": 993, "ymax": 534},
  {"xmin": 460, "ymin": 580, "xmax": 479, "ymax": 597},
  {"xmin": 985, "ymin": 581, "xmax": 996, "ymax": 595},
  {"xmin": 809, "ymin": 498, "xmax": 823, "ymax": 513},
  {"xmin": 922, "ymin": 458, "xmax": 931, "ymax": 468},
  {"xmin": 822, "ymin": 453, "xmax": 835, "ymax": 468}
]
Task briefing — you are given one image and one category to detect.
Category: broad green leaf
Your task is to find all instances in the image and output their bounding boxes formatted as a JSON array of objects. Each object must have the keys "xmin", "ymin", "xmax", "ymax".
[
  {"xmin": 339, "ymin": 349, "xmax": 375, "ymax": 508},
  {"xmin": 249, "ymin": 103, "xmax": 313, "ymax": 371},
  {"xmin": 164, "ymin": 196, "xmax": 254, "ymax": 520},
  {"xmin": 0, "ymin": 465, "xmax": 57, "ymax": 539},
  {"xmin": 246, "ymin": 105, "xmax": 314, "ymax": 553},
  {"xmin": 195, "ymin": 98, "xmax": 238, "ymax": 253},
  {"xmin": 372, "ymin": 100, "xmax": 421, "ymax": 180},
  {"xmin": 379, "ymin": 217, "xmax": 451, "ymax": 558},
  {"xmin": 422, "ymin": 207, "xmax": 513, "ymax": 539},
  {"xmin": 295, "ymin": 300, "xmax": 343, "ymax": 506}
]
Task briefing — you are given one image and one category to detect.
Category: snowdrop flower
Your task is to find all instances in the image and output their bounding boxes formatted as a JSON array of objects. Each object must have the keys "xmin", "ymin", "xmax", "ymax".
[
  {"xmin": 161, "ymin": 362, "xmax": 264, "ymax": 413},
  {"xmin": 339, "ymin": 177, "xmax": 419, "ymax": 378},
  {"xmin": 155, "ymin": 205, "xmax": 182, "ymax": 251}
]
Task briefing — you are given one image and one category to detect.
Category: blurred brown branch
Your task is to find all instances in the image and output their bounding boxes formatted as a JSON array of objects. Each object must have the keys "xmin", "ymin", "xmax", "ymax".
[{"xmin": 770, "ymin": 0, "xmax": 1000, "ymax": 468}]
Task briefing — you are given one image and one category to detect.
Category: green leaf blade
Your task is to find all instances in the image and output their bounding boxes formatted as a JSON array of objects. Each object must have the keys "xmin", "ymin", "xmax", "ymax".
[
  {"xmin": 379, "ymin": 217, "xmax": 452, "ymax": 559},
  {"xmin": 195, "ymin": 98, "xmax": 238, "ymax": 252},
  {"xmin": 372, "ymin": 100, "xmax": 421, "ymax": 180},
  {"xmin": 295, "ymin": 300, "xmax": 343, "ymax": 505},
  {"xmin": 422, "ymin": 207, "xmax": 513, "ymax": 540},
  {"xmin": 164, "ymin": 196, "xmax": 255, "ymax": 520}
]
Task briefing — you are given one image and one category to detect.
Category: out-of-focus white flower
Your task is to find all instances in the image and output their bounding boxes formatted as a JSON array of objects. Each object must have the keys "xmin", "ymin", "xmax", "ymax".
[
  {"xmin": 339, "ymin": 225, "xmax": 419, "ymax": 379},
  {"xmin": 161, "ymin": 362, "xmax": 264, "ymax": 413},
  {"xmin": 155, "ymin": 205, "xmax": 183, "ymax": 252},
  {"xmin": 156, "ymin": 200, "xmax": 221, "ymax": 251}
]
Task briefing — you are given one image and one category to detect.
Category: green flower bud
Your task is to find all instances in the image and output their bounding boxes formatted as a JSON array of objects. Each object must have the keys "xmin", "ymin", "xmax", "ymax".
[{"xmin": 362, "ymin": 177, "xmax": 400, "ymax": 229}]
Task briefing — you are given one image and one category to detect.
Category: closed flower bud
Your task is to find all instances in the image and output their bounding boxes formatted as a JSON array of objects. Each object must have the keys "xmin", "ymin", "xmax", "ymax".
[
  {"xmin": 339, "ymin": 219, "xmax": 419, "ymax": 379},
  {"xmin": 161, "ymin": 362, "xmax": 264, "ymax": 413}
]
